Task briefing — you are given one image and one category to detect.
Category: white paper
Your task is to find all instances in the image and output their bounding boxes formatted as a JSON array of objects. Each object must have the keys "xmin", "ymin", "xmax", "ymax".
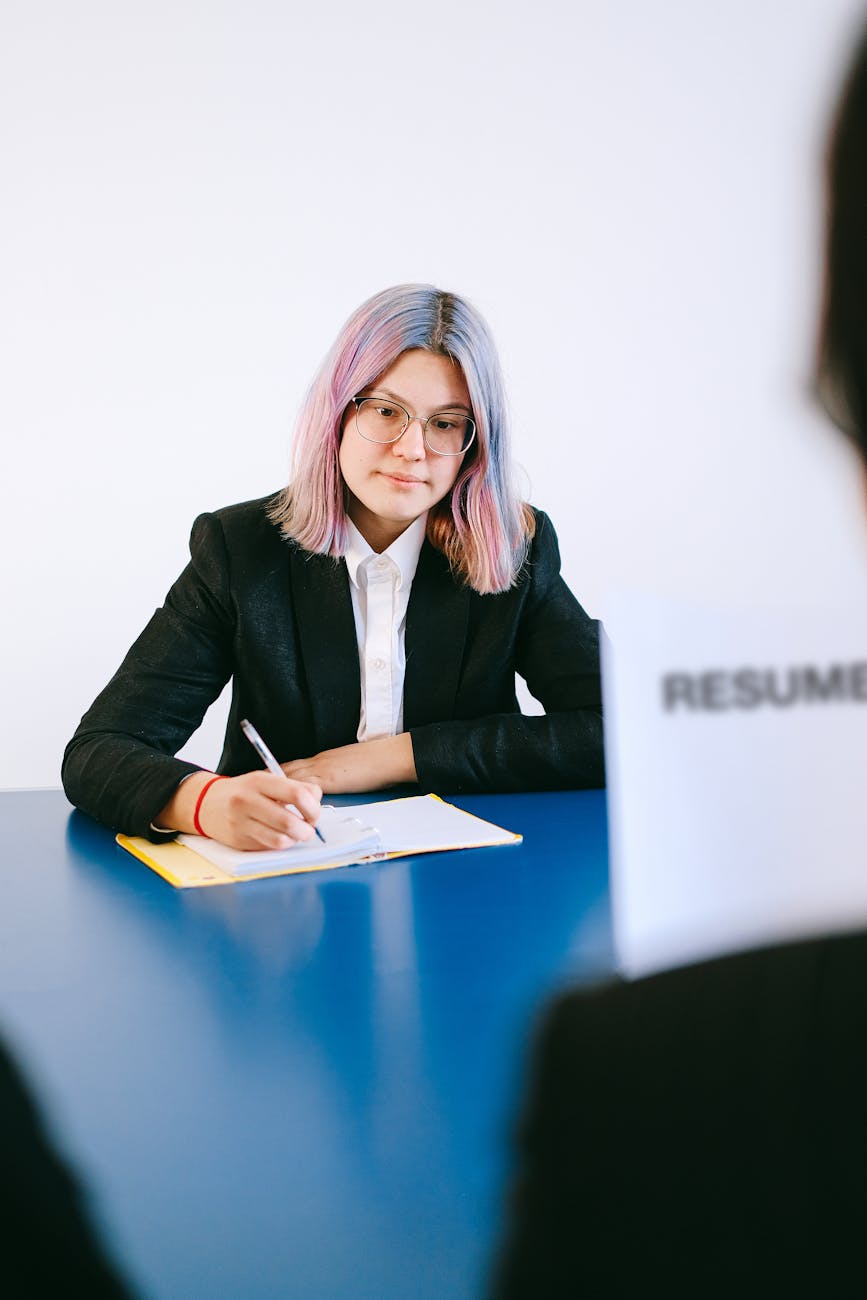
[
  {"xmin": 603, "ymin": 591, "xmax": 867, "ymax": 977},
  {"xmin": 178, "ymin": 794, "xmax": 519, "ymax": 877},
  {"xmin": 354, "ymin": 795, "xmax": 520, "ymax": 853}
]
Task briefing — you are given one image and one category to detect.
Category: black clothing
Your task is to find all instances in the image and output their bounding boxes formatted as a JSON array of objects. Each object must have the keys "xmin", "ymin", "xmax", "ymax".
[{"xmin": 63, "ymin": 497, "xmax": 604, "ymax": 838}]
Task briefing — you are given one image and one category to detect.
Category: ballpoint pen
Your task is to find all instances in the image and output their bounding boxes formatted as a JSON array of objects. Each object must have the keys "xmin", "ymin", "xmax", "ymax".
[{"xmin": 240, "ymin": 717, "xmax": 326, "ymax": 843}]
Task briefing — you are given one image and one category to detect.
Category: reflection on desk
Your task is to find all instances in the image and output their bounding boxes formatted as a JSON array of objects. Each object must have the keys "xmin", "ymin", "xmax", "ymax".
[{"xmin": 0, "ymin": 789, "xmax": 611, "ymax": 1300}]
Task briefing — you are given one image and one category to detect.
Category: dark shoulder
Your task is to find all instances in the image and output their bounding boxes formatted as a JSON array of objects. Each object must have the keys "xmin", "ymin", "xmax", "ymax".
[
  {"xmin": 181, "ymin": 494, "xmax": 303, "ymax": 596},
  {"xmin": 519, "ymin": 506, "xmax": 561, "ymax": 587},
  {"xmin": 539, "ymin": 926, "xmax": 867, "ymax": 1065},
  {"xmin": 200, "ymin": 492, "xmax": 286, "ymax": 538},
  {"xmin": 525, "ymin": 507, "xmax": 557, "ymax": 550},
  {"xmin": 189, "ymin": 493, "xmax": 295, "ymax": 561}
]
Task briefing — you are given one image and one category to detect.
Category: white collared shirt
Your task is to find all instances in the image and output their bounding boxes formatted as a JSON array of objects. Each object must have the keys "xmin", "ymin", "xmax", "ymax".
[{"xmin": 343, "ymin": 513, "xmax": 427, "ymax": 741}]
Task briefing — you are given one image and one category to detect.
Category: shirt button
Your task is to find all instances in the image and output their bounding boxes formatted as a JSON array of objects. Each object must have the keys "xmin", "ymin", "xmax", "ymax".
[
  {"xmin": 375, "ymin": 558, "xmax": 388, "ymax": 570},
  {"xmin": 373, "ymin": 658, "xmax": 386, "ymax": 670}
]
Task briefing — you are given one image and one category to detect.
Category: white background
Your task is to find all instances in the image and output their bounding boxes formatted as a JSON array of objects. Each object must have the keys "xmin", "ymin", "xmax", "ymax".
[{"xmin": 4, "ymin": 0, "xmax": 867, "ymax": 789}]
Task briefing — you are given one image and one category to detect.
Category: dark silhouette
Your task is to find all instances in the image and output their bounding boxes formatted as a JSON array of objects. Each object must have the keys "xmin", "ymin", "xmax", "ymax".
[
  {"xmin": 493, "ymin": 24, "xmax": 867, "ymax": 1299},
  {"xmin": 0, "ymin": 1036, "xmax": 135, "ymax": 1296}
]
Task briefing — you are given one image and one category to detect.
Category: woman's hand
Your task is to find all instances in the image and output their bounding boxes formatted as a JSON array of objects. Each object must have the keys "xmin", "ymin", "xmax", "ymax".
[
  {"xmin": 281, "ymin": 733, "xmax": 417, "ymax": 793},
  {"xmin": 156, "ymin": 770, "xmax": 323, "ymax": 850}
]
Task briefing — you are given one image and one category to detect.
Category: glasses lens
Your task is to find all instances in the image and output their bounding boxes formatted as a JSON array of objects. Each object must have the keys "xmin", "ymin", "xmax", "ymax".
[
  {"xmin": 355, "ymin": 399, "xmax": 408, "ymax": 443},
  {"xmin": 425, "ymin": 414, "xmax": 475, "ymax": 455}
]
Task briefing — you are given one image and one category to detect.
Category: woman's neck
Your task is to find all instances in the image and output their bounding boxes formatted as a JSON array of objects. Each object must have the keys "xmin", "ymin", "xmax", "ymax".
[{"xmin": 346, "ymin": 499, "xmax": 415, "ymax": 554}]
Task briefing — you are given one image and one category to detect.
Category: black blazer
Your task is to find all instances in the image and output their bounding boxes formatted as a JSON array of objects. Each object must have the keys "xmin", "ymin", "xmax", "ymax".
[
  {"xmin": 62, "ymin": 495, "xmax": 603, "ymax": 838},
  {"xmin": 491, "ymin": 930, "xmax": 867, "ymax": 1298}
]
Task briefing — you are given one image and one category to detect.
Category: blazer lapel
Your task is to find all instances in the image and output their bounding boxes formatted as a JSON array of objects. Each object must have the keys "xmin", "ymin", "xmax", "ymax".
[
  {"xmin": 289, "ymin": 548, "xmax": 361, "ymax": 750},
  {"xmin": 404, "ymin": 542, "xmax": 470, "ymax": 728}
]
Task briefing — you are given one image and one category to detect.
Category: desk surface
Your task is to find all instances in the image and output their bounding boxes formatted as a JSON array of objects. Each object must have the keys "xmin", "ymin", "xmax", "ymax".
[{"xmin": 0, "ymin": 789, "xmax": 611, "ymax": 1299}]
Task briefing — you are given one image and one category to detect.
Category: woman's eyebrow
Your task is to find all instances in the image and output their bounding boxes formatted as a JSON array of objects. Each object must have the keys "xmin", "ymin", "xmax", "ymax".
[{"xmin": 364, "ymin": 387, "xmax": 473, "ymax": 414}]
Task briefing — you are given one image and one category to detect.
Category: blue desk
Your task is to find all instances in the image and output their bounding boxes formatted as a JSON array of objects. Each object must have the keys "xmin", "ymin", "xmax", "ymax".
[{"xmin": 0, "ymin": 790, "xmax": 611, "ymax": 1299}]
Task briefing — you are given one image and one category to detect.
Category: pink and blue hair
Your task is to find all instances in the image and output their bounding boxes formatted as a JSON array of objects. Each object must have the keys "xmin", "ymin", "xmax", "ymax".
[{"xmin": 269, "ymin": 284, "xmax": 534, "ymax": 594}]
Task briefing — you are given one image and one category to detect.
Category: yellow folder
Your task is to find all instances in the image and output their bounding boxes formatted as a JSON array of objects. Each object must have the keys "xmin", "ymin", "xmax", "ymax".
[{"xmin": 116, "ymin": 794, "xmax": 521, "ymax": 889}]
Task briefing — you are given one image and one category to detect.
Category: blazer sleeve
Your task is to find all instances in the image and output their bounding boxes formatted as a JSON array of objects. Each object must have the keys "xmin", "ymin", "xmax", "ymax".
[
  {"xmin": 409, "ymin": 512, "xmax": 604, "ymax": 792},
  {"xmin": 61, "ymin": 512, "xmax": 237, "ymax": 839}
]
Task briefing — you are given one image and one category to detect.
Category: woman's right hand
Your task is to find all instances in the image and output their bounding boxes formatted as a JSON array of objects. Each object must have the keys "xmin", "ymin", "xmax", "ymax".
[{"xmin": 156, "ymin": 770, "xmax": 323, "ymax": 850}]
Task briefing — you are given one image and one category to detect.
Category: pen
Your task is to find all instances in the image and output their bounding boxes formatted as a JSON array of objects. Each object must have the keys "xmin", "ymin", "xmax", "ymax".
[{"xmin": 240, "ymin": 717, "xmax": 326, "ymax": 843}]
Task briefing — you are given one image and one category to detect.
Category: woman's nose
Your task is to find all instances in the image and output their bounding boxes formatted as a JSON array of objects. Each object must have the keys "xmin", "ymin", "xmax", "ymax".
[{"xmin": 394, "ymin": 416, "xmax": 427, "ymax": 458}]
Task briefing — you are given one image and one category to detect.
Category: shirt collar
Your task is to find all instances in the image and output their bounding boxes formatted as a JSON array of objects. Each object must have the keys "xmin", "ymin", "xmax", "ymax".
[{"xmin": 344, "ymin": 512, "xmax": 428, "ymax": 591}]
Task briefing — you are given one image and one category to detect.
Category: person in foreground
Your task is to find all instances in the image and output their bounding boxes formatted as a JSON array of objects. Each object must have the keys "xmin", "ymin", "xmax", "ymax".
[
  {"xmin": 0, "ymin": 1035, "xmax": 136, "ymax": 1296},
  {"xmin": 490, "ymin": 26, "xmax": 867, "ymax": 1299},
  {"xmin": 62, "ymin": 285, "xmax": 603, "ymax": 848}
]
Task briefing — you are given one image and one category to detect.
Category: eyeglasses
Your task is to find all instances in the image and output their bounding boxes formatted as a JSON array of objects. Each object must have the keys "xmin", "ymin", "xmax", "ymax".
[{"xmin": 351, "ymin": 395, "xmax": 476, "ymax": 457}]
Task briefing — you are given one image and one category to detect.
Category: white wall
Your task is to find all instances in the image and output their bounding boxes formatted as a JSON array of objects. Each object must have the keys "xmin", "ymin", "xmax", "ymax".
[{"xmin": 4, "ymin": 0, "xmax": 867, "ymax": 789}]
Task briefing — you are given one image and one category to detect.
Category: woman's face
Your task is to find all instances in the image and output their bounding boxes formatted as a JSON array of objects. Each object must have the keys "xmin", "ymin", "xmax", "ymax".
[{"xmin": 339, "ymin": 348, "xmax": 471, "ymax": 552}]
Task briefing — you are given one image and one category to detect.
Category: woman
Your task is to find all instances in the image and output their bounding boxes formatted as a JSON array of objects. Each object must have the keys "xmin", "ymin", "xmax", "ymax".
[{"xmin": 62, "ymin": 285, "xmax": 604, "ymax": 850}]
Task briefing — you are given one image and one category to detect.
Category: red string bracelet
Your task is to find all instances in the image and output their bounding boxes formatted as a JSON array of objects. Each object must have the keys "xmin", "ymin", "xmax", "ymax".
[{"xmin": 193, "ymin": 775, "xmax": 227, "ymax": 836}]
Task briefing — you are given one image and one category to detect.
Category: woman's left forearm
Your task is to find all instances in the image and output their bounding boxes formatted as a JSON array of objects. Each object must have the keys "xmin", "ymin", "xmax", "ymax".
[{"xmin": 409, "ymin": 710, "xmax": 605, "ymax": 794}]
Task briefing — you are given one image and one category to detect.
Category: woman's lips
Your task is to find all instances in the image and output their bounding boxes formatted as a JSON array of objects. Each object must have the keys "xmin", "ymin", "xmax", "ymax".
[{"xmin": 380, "ymin": 472, "xmax": 425, "ymax": 486}]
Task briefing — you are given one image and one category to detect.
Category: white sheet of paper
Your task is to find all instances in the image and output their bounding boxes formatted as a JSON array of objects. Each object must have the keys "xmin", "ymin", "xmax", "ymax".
[
  {"xmin": 355, "ymin": 795, "xmax": 520, "ymax": 853},
  {"xmin": 178, "ymin": 794, "xmax": 518, "ymax": 877},
  {"xmin": 603, "ymin": 591, "xmax": 867, "ymax": 977}
]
